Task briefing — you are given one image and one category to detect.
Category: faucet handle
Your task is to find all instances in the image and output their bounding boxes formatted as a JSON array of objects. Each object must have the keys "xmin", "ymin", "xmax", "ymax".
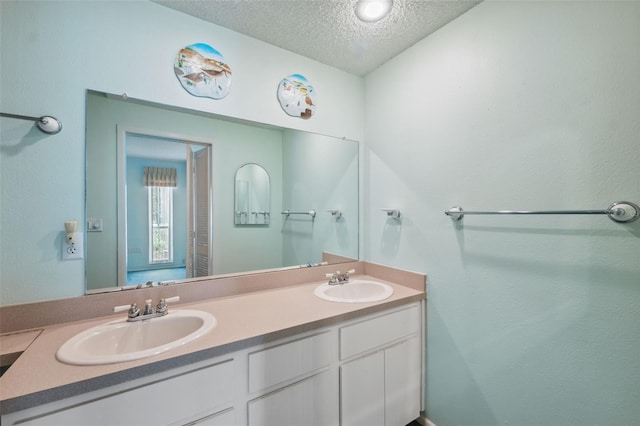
[
  {"xmin": 156, "ymin": 296, "xmax": 180, "ymax": 314},
  {"xmin": 326, "ymin": 271, "xmax": 342, "ymax": 284},
  {"xmin": 114, "ymin": 303, "xmax": 140, "ymax": 318}
]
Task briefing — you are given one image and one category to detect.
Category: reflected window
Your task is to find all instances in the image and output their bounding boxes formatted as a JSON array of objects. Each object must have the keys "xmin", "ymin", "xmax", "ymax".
[{"xmin": 148, "ymin": 186, "xmax": 173, "ymax": 263}]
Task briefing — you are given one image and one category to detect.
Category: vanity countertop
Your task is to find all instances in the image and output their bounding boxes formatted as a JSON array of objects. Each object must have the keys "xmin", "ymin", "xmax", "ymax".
[{"xmin": 0, "ymin": 274, "xmax": 424, "ymax": 415}]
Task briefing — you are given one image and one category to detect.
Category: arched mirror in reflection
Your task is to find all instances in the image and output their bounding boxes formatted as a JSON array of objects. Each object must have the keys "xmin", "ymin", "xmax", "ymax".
[{"xmin": 235, "ymin": 163, "xmax": 270, "ymax": 225}]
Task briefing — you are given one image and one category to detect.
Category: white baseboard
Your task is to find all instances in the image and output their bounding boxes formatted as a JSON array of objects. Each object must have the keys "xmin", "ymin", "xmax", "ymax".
[{"xmin": 415, "ymin": 414, "xmax": 437, "ymax": 426}]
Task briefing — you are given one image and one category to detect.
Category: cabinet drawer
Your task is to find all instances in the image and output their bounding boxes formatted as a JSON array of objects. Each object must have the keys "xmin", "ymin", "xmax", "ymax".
[
  {"xmin": 248, "ymin": 331, "xmax": 334, "ymax": 393},
  {"xmin": 339, "ymin": 304, "xmax": 420, "ymax": 360}
]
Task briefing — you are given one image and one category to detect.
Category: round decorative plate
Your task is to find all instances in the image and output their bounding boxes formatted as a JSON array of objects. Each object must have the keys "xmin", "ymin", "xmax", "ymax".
[
  {"xmin": 276, "ymin": 74, "xmax": 317, "ymax": 119},
  {"xmin": 174, "ymin": 43, "xmax": 232, "ymax": 99}
]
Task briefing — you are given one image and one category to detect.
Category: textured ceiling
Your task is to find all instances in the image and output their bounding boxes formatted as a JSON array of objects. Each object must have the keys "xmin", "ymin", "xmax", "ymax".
[{"xmin": 153, "ymin": 0, "xmax": 481, "ymax": 76}]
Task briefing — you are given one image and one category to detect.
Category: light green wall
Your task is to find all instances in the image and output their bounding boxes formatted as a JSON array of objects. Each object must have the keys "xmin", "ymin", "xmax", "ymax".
[
  {"xmin": 282, "ymin": 130, "xmax": 359, "ymax": 266},
  {"xmin": 0, "ymin": 0, "xmax": 363, "ymax": 305},
  {"xmin": 211, "ymin": 121, "xmax": 284, "ymax": 275},
  {"xmin": 364, "ymin": 1, "xmax": 640, "ymax": 424}
]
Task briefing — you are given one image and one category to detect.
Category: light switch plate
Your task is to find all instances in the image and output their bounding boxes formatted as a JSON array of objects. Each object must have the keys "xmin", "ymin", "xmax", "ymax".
[
  {"xmin": 87, "ymin": 218, "xmax": 103, "ymax": 232},
  {"xmin": 62, "ymin": 232, "xmax": 84, "ymax": 260}
]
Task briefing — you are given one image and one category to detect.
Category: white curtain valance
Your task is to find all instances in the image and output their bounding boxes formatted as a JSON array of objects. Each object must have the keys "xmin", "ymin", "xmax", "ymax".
[{"xmin": 144, "ymin": 167, "xmax": 177, "ymax": 187}]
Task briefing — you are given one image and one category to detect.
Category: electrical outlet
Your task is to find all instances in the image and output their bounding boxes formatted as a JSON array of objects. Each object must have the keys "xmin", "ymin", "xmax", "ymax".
[{"xmin": 62, "ymin": 232, "xmax": 84, "ymax": 260}]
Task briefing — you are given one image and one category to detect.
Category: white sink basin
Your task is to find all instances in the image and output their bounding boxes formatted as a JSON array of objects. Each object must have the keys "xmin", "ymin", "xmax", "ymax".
[
  {"xmin": 314, "ymin": 280, "xmax": 393, "ymax": 303},
  {"xmin": 56, "ymin": 310, "xmax": 216, "ymax": 365}
]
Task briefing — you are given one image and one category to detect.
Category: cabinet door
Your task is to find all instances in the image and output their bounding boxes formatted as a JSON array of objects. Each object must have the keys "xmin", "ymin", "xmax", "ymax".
[
  {"xmin": 248, "ymin": 331, "xmax": 333, "ymax": 394},
  {"xmin": 341, "ymin": 337, "xmax": 421, "ymax": 426},
  {"xmin": 339, "ymin": 305, "xmax": 420, "ymax": 360},
  {"xmin": 248, "ymin": 369, "xmax": 337, "ymax": 426},
  {"xmin": 385, "ymin": 336, "xmax": 421, "ymax": 426},
  {"xmin": 340, "ymin": 350, "xmax": 385, "ymax": 426}
]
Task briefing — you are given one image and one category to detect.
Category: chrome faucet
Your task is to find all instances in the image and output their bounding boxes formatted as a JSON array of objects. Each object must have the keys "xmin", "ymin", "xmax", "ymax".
[
  {"xmin": 113, "ymin": 296, "xmax": 180, "ymax": 322},
  {"xmin": 325, "ymin": 269, "xmax": 355, "ymax": 285}
]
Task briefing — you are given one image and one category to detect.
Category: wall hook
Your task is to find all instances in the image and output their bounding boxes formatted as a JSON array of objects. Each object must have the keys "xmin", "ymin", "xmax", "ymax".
[{"xmin": 328, "ymin": 210, "xmax": 342, "ymax": 219}]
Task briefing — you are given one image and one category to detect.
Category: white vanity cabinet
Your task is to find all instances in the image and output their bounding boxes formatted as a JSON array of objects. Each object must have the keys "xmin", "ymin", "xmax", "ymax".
[
  {"xmin": 2, "ymin": 301, "xmax": 423, "ymax": 426},
  {"xmin": 2, "ymin": 357, "xmax": 237, "ymax": 426},
  {"xmin": 339, "ymin": 304, "xmax": 422, "ymax": 426}
]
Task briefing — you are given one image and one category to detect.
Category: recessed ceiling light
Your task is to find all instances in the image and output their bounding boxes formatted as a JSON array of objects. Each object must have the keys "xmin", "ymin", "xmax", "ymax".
[{"xmin": 355, "ymin": 0, "xmax": 393, "ymax": 23}]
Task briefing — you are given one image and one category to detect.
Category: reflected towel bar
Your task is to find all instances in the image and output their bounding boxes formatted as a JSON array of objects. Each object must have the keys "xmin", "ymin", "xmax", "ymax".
[
  {"xmin": 281, "ymin": 209, "xmax": 317, "ymax": 218},
  {"xmin": 445, "ymin": 201, "xmax": 639, "ymax": 223}
]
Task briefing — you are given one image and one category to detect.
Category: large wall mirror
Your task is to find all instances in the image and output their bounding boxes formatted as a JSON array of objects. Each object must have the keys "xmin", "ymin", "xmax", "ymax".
[{"xmin": 86, "ymin": 90, "xmax": 359, "ymax": 293}]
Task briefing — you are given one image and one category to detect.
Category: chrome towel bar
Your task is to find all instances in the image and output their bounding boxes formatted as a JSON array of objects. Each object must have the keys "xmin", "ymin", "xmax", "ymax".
[
  {"xmin": 445, "ymin": 201, "xmax": 639, "ymax": 223},
  {"xmin": 281, "ymin": 209, "xmax": 317, "ymax": 218}
]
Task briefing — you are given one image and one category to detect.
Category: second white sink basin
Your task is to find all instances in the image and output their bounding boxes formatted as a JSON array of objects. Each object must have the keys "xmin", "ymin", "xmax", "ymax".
[
  {"xmin": 314, "ymin": 280, "xmax": 393, "ymax": 303},
  {"xmin": 56, "ymin": 309, "xmax": 216, "ymax": 365}
]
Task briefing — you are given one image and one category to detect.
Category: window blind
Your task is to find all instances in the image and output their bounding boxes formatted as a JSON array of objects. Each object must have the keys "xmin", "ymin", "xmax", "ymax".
[{"xmin": 144, "ymin": 167, "xmax": 177, "ymax": 187}]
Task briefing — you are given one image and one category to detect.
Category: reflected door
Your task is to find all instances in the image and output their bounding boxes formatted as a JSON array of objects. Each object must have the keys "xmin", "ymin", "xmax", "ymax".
[
  {"xmin": 187, "ymin": 145, "xmax": 211, "ymax": 278},
  {"xmin": 115, "ymin": 129, "xmax": 213, "ymax": 288}
]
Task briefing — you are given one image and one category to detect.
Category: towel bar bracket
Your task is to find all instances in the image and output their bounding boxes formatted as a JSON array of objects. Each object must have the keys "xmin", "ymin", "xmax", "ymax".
[{"xmin": 1, "ymin": 112, "xmax": 62, "ymax": 135}]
